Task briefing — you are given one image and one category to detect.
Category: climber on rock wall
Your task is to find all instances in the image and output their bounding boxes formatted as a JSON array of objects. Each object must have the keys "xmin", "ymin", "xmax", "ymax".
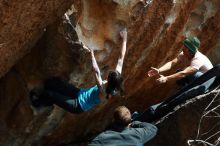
[
  {"xmin": 148, "ymin": 36, "xmax": 213, "ymax": 88},
  {"xmin": 29, "ymin": 28, "xmax": 128, "ymax": 114},
  {"xmin": 88, "ymin": 106, "xmax": 157, "ymax": 146}
]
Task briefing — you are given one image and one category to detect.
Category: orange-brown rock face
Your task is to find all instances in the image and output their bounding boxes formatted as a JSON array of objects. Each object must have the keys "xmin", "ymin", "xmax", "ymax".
[
  {"xmin": 0, "ymin": 0, "xmax": 75, "ymax": 78},
  {"xmin": 0, "ymin": 0, "xmax": 220, "ymax": 146}
]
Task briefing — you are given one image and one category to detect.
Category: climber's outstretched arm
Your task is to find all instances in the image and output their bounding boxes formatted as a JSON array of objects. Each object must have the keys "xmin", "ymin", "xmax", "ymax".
[
  {"xmin": 89, "ymin": 48, "xmax": 103, "ymax": 88},
  {"xmin": 116, "ymin": 28, "xmax": 127, "ymax": 74}
]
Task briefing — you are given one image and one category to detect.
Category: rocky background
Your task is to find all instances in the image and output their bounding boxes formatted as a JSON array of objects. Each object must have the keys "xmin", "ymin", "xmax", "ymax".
[{"xmin": 0, "ymin": 0, "xmax": 220, "ymax": 145}]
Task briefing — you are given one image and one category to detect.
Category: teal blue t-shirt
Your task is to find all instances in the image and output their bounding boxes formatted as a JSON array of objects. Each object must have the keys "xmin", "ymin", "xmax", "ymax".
[{"xmin": 78, "ymin": 85, "xmax": 101, "ymax": 111}]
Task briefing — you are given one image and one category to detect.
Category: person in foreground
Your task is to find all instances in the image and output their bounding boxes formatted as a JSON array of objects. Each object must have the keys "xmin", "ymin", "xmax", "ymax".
[
  {"xmin": 30, "ymin": 28, "xmax": 128, "ymax": 114},
  {"xmin": 148, "ymin": 36, "xmax": 213, "ymax": 87},
  {"xmin": 89, "ymin": 106, "xmax": 157, "ymax": 146}
]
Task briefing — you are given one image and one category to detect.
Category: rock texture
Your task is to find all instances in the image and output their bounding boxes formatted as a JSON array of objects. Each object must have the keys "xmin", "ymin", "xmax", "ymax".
[
  {"xmin": 147, "ymin": 89, "xmax": 220, "ymax": 146},
  {"xmin": 0, "ymin": 0, "xmax": 220, "ymax": 146},
  {"xmin": 0, "ymin": 0, "xmax": 75, "ymax": 78}
]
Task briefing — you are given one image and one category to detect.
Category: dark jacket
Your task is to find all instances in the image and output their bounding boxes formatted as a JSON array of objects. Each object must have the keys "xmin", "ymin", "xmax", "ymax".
[{"xmin": 88, "ymin": 121, "xmax": 157, "ymax": 146}]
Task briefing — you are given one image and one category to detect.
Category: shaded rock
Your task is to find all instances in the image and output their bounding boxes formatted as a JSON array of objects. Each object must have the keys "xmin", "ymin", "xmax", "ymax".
[
  {"xmin": 0, "ymin": 0, "xmax": 220, "ymax": 145},
  {"xmin": 147, "ymin": 89, "xmax": 220, "ymax": 146}
]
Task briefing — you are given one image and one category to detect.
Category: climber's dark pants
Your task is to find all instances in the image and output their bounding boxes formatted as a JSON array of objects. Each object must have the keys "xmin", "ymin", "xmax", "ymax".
[
  {"xmin": 42, "ymin": 77, "xmax": 83, "ymax": 113},
  {"xmin": 134, "ymin": 64, "xmax": 220, "ymax": 123},
  {"xmin": 176, "ymin": 71, "xmax": 203, "ymax": 87}
]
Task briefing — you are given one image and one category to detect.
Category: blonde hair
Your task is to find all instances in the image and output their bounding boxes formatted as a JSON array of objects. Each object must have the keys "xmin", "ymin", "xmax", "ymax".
[{"xmin": 113, "ymin": 106, "xmax": 131, "ymax": 127}]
